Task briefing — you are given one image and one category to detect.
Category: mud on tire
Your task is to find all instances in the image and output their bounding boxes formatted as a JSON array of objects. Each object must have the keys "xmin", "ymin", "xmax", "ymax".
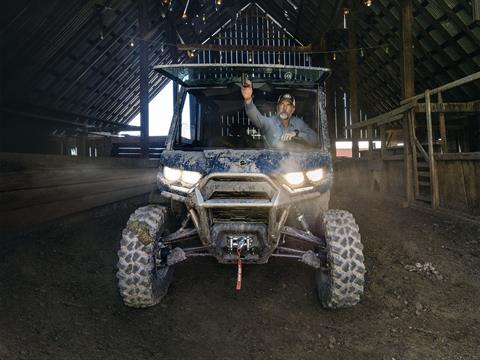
[
  {"xmin": 116, "ymin": 205, "xmax": 173, "ymax": 308},
  {"xmin": 315, "ymin": 209, "xmax": 365, "ymax": 309}
]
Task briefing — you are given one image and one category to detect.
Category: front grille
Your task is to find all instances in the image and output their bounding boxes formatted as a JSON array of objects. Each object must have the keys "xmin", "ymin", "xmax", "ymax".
[
  {"xmin": 200, "ymin": 174, "xmax": 277, "ymax": 202},
  {"xmin": 211, "ymin": 208, "xmax": 270, "ymax": 223},
  {"xmin": 210, "ymin": 191, "xmax": 270, "ymax": 200}
]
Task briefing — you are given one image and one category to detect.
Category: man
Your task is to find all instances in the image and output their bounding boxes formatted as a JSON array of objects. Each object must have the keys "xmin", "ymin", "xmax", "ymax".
[{"xmin": 241, "ymin": 79, "xmax": 318, "ymax": 148}]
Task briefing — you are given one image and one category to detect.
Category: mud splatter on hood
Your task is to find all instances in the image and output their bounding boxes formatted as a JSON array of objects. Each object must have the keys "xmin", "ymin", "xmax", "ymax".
[{"xmin": 160, "ymin": 149, "xmax": 332, "ymax": 175}]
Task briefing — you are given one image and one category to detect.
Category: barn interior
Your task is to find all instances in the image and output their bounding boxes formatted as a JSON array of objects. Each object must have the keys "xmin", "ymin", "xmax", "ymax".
[{"xmin": 1, "ymin": 1, "xmax": 479, "ymax": 359}]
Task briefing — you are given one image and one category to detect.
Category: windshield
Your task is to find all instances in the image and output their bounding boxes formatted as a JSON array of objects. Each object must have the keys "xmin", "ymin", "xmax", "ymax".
[{"xmin": 173, "ymin": 84, "xmax": 319, "ymax": 151}]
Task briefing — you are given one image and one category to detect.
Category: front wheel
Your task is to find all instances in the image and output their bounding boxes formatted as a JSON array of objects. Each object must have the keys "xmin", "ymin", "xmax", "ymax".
[
  {"xmin": 315, "ymin": 209, "xmax": 365, "ymax": 308},
  {"xmin": 116, "ymin": 205, "xmax": 174, "ymax": 308}
]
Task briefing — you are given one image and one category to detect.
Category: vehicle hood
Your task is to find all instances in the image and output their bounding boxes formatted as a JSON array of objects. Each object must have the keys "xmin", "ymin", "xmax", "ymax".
[{"xmin": 159, "ymin": 149, "xmax": 332, "ymax": 174}]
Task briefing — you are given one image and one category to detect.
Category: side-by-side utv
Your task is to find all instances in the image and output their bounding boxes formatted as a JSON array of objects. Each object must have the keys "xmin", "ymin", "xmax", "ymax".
[{"xmin": 116, "ymin": 64, "xmax": 365, "ymax": 309}]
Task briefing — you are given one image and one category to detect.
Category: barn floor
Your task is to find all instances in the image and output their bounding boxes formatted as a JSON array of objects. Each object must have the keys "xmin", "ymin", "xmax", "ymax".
[{"xmin": 0, "ymin": 192, "xmax": 479, "ymax": 360}]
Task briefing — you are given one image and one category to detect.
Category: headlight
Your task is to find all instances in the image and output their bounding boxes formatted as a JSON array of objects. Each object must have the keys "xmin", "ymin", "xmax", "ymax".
[
  {"xmin": 282, "ymin": 171, "xmax": 305, "ymax": 186},
  {"xmin": 163, "ymin": 166, "xmax": 181, "ymax": 182},
  {"xmin": 306, "ymin": 168, "xmax": 324, "ymax": 182},
  {"xmin": 163, "ymin": 166, "xmax": 202, "ymax": 188},
  {"xmin": 181, "ymin": 169, "xmax": 202, "ymax": 186}
]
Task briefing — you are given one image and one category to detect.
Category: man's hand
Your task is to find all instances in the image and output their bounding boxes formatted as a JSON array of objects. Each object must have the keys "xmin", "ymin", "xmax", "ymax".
[
  {"xmin": 281, "ymin": 131, "xmax": 297, "ymax": 141},
  {"xmin": 241, "ymin": 79, "xmax": 253, "ymax": 104}
]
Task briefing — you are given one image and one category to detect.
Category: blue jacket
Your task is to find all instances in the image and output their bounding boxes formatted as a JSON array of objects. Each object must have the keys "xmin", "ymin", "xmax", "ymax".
[{"xmin": 245, "ymin": 102, "xmax": 319, "ymax": 148}]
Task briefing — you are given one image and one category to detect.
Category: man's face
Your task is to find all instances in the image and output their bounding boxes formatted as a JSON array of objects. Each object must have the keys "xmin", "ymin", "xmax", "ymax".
[{"xmin": 277, "ymin": 100, "xmax": 295, "ymax": 121}]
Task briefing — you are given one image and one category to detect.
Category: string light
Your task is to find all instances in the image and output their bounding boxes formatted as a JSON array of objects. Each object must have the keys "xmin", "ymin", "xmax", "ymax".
[
  {"xmin": 364, "ymin": 0, "xmax": 373, "ymax": 6},
  {"xmin": 216, "ymin": 0, "xmax": 222, "ymax": 5},
  {"xmin": 130, "ymin": 39, "xmax": 135, "ymax": 47},
  {"xmin": 385, "ymin": 45, "xmax": 389, "ymax": 54},
  {"xmin": 333, "ymin": 52, "xmax": 336, "ymax": 61},
  {"xmin": 360, "ymin": 48, "xmax": 364, "ymax": 57},
  {"xmin": 343, "ymin": 8, "xmax": 350, "ymax": 15}
]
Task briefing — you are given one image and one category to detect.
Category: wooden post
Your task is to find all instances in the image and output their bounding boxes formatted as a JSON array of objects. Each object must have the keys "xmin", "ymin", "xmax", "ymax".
[
  {"xmin": 348, "ymin": 17, "xmax": 359, "ymax": 159},
  {"xmin": 367, "ymin": 125, "xmax": 373, "ymax": 160},
  {"xmin": 320, "ymin": 33, "xmax": 337, "ymax": 159},
  {"xmin": 401, "ymin": 0, "xmax": 415, "ymax": 203},
  {"xmin": 139, "ymin": 0, "xmax": 150, "ymax": 158},
  {"xmin": 425, "ymin": 90, "xmax": 439, "ymax": 208},
  {"xmin": 326, "ymin": 82, "xmax": 336, "ymax": 160},
  {"xmin": 438, "ymin": 92, "xmax": 447, "ymax": 153},
  {"xmin": 380, "ymin": 125, "xmax": 386, "ymax": 160},
  {"xmin": 408, "ymin": 109, "xmax": 419, "ymax": 198},
  {"xmin": 335, "ymin": 90, "xmax": 344, "ymax": 157}
]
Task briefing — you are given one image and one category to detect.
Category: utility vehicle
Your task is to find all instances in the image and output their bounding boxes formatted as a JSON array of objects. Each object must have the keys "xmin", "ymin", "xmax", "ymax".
[{"xmin": 116, "ymin": 64, "xmax": 365, "ymax": 309}]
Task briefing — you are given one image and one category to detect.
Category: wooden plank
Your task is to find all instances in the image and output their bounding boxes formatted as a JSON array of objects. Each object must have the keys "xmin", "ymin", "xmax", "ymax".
[
  {"xmin": 347, "ymin": 105, "xmax": 412, "ymax": 129},
  {"xmin": 415, "ymin": 101, "xmax": 480, "ymax": 113},
  {"xmin": 413, "ymin": 137, "xmax": 429, "ymax": 162},
  {"xmin": 401, "ymin": 0, "xmax": 415, "ymax": 205},
  {"xmin": 437, "ymin": 92, "xmax": 447, "ymax": 153},
  {"xmin": 0, "ymin": 168, "xmax": 156, "ymax": 192},
  {"xmin": 348, "ymin": 17, "xmax": 359, "ymax": 159},
  {"xmin": 435, "ymin": 153, "xmax": 480, "ymax": 161},
  {"xmin": 139, "ymin": 0, "xmax": 150, "ymax": 158},
  {"xmin": 382, "ymin": 154, "xmax": 405, "ymax": 161},
  {"xmin": 425, "ymin": 90, "xmax": 440, "ymax": 209},
  {"xmin": 0, "ymin": 173, "xmax": 156, "ymax": 211}
]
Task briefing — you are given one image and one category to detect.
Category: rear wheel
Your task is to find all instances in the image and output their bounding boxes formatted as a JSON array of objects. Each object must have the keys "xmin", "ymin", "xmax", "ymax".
[
  {"xmin": 315, "ymin": 209, "xmax": 365, "ymax": 308},
  {"xmin": 116, "ymin": 205, "xmax": 173, "ymax": 308}
]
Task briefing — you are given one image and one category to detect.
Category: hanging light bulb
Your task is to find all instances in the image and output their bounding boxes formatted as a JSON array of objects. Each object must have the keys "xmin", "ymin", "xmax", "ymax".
[
  {"xmin": 202, "ymin": 13, "xmax": 206, "ymax": 22},
  {"xmin": 360, "ymin": 48, "xmax": 364, "ymax": 57},
  {"xmin": 216, "ymin": 0, "xmax": 222, "ymax": 5},
  {"xmin": 333, "ymin": 52, "xmax": 336, "ymax": 61},
  {"xmin": 182, "ymin": 0, "xmax": 190, "ymax": 20},
  {"xmin": 364, "ymin": 0, "xmax": 373, "ymax": 6},
  {"xmin": 385, "ymin": 45, "xmax": 389, "ymax": 54},
  {"xmin": 343, "ymin": 8, "xmax": 350, "ymax": 15},
  {"xmin": 130, "ymin": 39, "xmax": 135, "ymax": 47}
]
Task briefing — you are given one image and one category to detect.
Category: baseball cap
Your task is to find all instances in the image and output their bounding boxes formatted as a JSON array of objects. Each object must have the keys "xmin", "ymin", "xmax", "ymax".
[{"xmin": 277, "ymin": 93, "xmax": 295, "ymax": 107}]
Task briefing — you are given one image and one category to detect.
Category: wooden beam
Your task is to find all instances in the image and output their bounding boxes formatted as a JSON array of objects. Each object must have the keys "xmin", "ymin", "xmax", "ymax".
[
  {"xmin": 438, "ymin": 92, "xmax": 448, "ymax": 154},
  {"xmin": 348, "ymin": 16, "xmax": 359, "ymax": 158},
  {"xmin": 425, "ymin": 90, "xmax": 440, "ymax": 209},
  {"xmin": 401, "ymin": 0, "xmax": 415, "ymax": 204},
  {"xmin": 347, "ymin": 103, "xmax": 413, "ymax": 129},
  {"xmin": 139, "ymin": 0, "xmax": 149, "ymax": 158},
  {"xmin": 474, "ymin": 0, "xmax": 480, "ymax": 21},
  {"xmin": 435, "ymin": 152, "xmax": 480, "ymax": 161},
  {"xmin": 415, "ymin": 101, "xmax": 480, "ymax": 113}
]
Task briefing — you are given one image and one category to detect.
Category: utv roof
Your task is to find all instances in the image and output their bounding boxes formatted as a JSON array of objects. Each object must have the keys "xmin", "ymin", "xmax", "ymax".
[{"xmin": 154, "ymin": 63, "xmax": 331, "ymax": 88}]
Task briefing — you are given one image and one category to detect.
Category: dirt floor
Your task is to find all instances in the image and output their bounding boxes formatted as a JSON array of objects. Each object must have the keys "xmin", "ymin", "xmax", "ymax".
[{"xmin": 0, "ymin": 192, "xmax": 479, "ymax": 360}]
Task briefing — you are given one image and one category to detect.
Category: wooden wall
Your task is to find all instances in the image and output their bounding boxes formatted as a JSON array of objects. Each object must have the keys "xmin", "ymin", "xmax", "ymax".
[
  {"xmin": 0, "ymin": 153, "xmax": 158, "ymax": 236},
  {"xmin": 334, "ymin": 156, "xmax": 480, "ymax": 217},
  {"xmin": 436, "ymin": 155, "xmax": 480, "ymax": 216},
  {"xmin": 333, "ymin": 158, "xmax": 405, "ymax": 198}
]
